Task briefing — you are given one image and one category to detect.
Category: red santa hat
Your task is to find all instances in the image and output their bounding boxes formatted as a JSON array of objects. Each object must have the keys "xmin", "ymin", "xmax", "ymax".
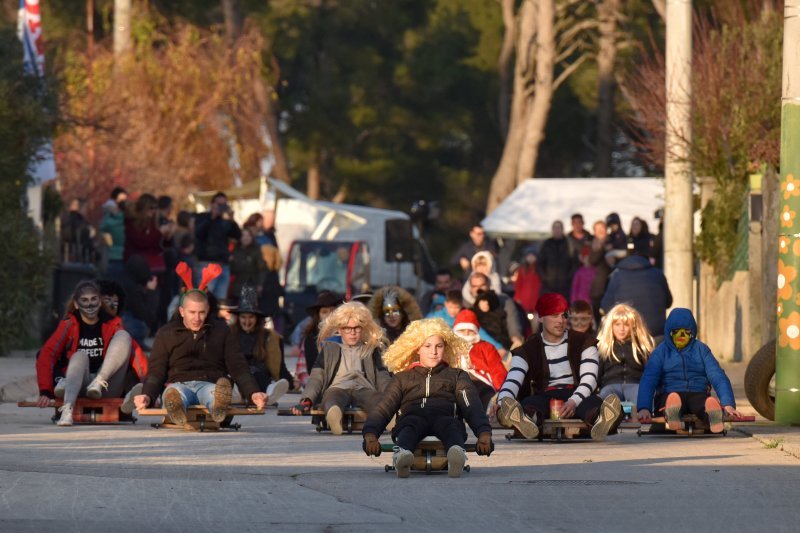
[
  {"xmin": 453, "ymin": 309, "xmax": 480, "ymax": 333},
  {"xmin": 535, "ymin": 293, "xmax": 569, "ymax": 318}
]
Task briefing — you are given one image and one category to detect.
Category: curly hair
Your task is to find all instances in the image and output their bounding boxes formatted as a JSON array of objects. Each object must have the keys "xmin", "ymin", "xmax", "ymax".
[
  {"xmin": 382, "ymin": 318, "xmax": 471, "ymax": 373},
  {"xmin": 317, "ymin": 301, "xmax": 386, "ymax": 353},
  {"xmin": 597, "ymin": 303, "xmax": 654, "ymax": 365}
]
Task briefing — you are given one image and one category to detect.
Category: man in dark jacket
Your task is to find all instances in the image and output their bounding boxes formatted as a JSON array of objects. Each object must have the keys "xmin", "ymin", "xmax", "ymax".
[
  {"xmin": 538, "ymin": 220, "xmax": 574, "ymax": 298},
  {"xmin": 133, "ymin": 290, "xmax": 267, "ymax": 425},
  {"xmin": 600, "ymin": 253, "xmax": 673, "ymax": 339},
  {"xmin": 194, "ymin": 192, "xmax": 241, "ymax": 300}
]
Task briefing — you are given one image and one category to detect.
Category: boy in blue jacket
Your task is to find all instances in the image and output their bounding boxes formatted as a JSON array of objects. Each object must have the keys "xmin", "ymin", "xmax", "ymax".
[{"xmin": 637, "ymin": 308, "xmax": 742, "ymax": 433}]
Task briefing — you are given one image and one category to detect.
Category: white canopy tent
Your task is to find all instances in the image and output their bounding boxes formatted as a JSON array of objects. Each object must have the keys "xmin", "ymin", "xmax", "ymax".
[{"xmin": 481, "ymin": 178, "xmax": 666, "ymax": 239}]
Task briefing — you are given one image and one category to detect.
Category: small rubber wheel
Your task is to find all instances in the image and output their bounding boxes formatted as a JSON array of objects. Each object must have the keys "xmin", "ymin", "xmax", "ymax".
[
  {"xmin": 384, "ymin": 465, "xmax": 391, "ymax": 472},
  {"xmin": 505, "ymin": 433, "xmax": 512, "ymax": 441},
  {"xmin": 464, "ymin": 465, "xmax": 471, "ymax": 472},
  {"xmin": 687, "ymin": 425, "xmax": 693, "ymax": 436}
]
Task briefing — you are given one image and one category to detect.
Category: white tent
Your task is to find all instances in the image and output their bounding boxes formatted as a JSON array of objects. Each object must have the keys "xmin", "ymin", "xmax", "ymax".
[{"xmin": 481, "ymin": 178, "xmax": 665, "ymax": 238}]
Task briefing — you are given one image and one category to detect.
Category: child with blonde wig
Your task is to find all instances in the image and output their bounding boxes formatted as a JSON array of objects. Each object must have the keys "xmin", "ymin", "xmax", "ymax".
[
  {"xmin": 362, "ymin": 318, "xmax": 494, "ymax": 478},
  {"xmin": 596, "ymin": 303, "xmax": 654, "ymax": 407}
]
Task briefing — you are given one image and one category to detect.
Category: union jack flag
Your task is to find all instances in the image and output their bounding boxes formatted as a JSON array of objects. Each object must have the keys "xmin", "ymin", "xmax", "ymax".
[{"xmin": 17, "ymin": 0, "xmax": 46, "ymax": 77}]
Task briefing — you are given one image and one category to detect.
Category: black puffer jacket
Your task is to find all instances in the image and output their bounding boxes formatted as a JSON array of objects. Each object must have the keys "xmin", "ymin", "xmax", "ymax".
[
  {"xmin": 363, "ymin": 363, "xmax": 491, "ymax": 438},
  {"xmin": 598, "ymin": 340, "xmax": 646, "ymax": 387},
  {"xmin": 142, "ymin": 317, "xmax": 259, "ymax": 404}
]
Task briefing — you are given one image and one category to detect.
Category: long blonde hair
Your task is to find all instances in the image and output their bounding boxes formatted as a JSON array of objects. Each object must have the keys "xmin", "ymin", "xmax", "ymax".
[
  {"xmin": 597, "ymin": 303, "xmax": 654, "ymax": 365},
  {"xmin": 317, "ymin": 301, "xmax": 386, "ymax": 354},
  {"xmin": 382, "ymin": 318, "xmax": 471, "ymax": 373}
]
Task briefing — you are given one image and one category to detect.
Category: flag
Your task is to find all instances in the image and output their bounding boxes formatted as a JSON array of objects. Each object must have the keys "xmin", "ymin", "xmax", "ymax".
[{"xmin": 17, "ymin": 0, "xmax": 56, "ymax": 192}]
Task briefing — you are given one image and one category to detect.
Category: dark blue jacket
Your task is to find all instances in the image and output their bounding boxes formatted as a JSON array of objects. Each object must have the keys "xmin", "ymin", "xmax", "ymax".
[
  {"xmin": 636, "ymin": 308, "xmax": 736, "ymax": 410},
  {"xmin": 601, "ymin": 254, "xmax": 672, "ymax": 335}
]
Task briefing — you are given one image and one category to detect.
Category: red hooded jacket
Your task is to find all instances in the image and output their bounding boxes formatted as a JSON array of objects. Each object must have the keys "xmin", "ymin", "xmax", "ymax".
[
  {"xmin": 467, "ymin": 341, "xmax": 508, "ymax": 391},
  {"xmin": 36, "ymin": 312, "xmax": 148, "ymax": 397}
]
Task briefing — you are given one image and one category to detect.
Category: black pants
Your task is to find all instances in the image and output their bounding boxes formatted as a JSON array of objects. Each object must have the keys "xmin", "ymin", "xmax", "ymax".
[
  {"xmin": 321, "ymin": 387, "xmax": 383, "ymax": 415},
  {"xmin": 393, "ymin": 413, "xmax": 467, "ymax": 451},
  {"xmin": 521, "ymin": 388, "xmax": 604, "ymax": 425},
  {"xmin": 654, "ymin": 391, "xmax": 711, "ymax": 423},
  {"xmin": 472, "ymin": 379, "xmax": 496, "ymax": 410}
]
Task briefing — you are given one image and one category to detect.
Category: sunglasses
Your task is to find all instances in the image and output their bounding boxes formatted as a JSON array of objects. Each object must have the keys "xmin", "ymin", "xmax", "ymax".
[{"xmin": 670, "ymin": 328, "xmax": 692, "ymax": 337}]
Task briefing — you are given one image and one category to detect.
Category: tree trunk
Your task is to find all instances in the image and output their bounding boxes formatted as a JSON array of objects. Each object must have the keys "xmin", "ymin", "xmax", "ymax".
[
  {"xmin": 307, "ymin": 152, "xmax": 321, "ymax": 200},
  {"xmin": 487, "ymin": 0, "xmax": 537, "ymax": 212},
  {"xmin": 253, "ymin": 76, "xmax": 292, "ymax": 183},
  {"xmin": 516, "ymin": 0, "xmax": 555, "ymax": 183},
  {"xmin": 222, "ymin": 0, "xmax": 243, "ymax": 47},
  {"xmin": 497, "ymin": 0, "xmax": 517, "ymax": 139},
  {"xmin": 594, "ymin": 0, "xmax": 619, "ymax": 177},
  {"xmin": 113, "ymin": 0, "xmax": 131, "ymax": 62},
  {"xmin": 651, "ymin": 0, "xmax": 666, "ymax": 21}
]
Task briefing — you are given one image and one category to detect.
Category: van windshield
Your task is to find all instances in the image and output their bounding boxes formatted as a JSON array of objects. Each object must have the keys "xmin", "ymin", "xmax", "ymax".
[{"xmin": 286, "ymin": 242, "xmax": 352, "ymax": 294}]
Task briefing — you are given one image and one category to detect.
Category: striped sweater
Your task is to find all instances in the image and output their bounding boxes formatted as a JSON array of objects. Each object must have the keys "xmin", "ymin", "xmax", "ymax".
[{"xmin": 497, "ymin": 332, "xmax": 599, "ymax": 407}]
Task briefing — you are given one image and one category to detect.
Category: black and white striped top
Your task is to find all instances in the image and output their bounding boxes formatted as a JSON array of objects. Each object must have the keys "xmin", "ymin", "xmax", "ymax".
[{"xmin": 497, "ymin": 332, "xmax": 600, "ymax": 407}]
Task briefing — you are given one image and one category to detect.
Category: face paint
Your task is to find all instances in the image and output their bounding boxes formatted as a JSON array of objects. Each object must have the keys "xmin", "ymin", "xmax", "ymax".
[
  {"xmin": 671, "ymin": 328, "xmax": 692, "ymax": 349},
  {"xmin": 77, "ymin": 294, "xmax": 101, "ymax": 318}
]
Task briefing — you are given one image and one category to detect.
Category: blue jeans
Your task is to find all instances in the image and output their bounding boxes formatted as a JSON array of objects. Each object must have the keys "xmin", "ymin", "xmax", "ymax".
[
  {"xmin": 164, "ymin": 381, "xmax": 217, "ymax": 410},
  {"xmin": 194, "ymin": 262, "xmax": 231, "ymax": 301},
  {"xmin": 599, "ymin": 383, "xmax": 639, "ymax": 406}
]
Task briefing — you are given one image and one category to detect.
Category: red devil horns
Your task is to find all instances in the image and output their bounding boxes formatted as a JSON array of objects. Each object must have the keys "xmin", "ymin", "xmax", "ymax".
[
  {"xmin": 175, "ymin": 261, "xmax": 194, "ymax": 291},
  {"xmin": 198, "ymin": 263, "xmax": 222, "ymax": 291}
]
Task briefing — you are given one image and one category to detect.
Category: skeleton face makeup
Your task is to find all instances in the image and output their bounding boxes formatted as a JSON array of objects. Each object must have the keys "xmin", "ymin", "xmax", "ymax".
[{"xmin": 76, "ymin": 293, "xmax": 101, "ymax": 319}]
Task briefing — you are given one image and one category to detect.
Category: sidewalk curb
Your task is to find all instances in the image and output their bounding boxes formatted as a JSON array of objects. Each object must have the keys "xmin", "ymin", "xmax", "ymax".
[{"xmin": 733, "ymin": 426, "xmax": 800, "ymax": 460}]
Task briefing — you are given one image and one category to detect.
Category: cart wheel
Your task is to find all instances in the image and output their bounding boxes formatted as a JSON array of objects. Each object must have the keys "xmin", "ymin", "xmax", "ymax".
[
  {"xmin": 199, "ymin": 419, "xmax": 206, "ymax": 432},
  {"xmin": 465, "ymin": 465, "xmax": 471, "ymax": 472},
  {"xmin": 556, "ymin": 427, "xmax": 564, "ymax": 442},
  {"xmin": 234, "ymin": 424, "xmax": 241, "ymax": 431},
  {"xmin": 90, "ymin": 410, "xmax": 97, "ymax": 423},
  {"xmin": 316, "ymin": 425, "xmax": 323, "ymax": 433},
  {"xmin": 687, "ymin": 425, "xmax": 693, "ymax": 436},
  {"xmin": 51, "ymin": 414, "xmax": 57, "ymax": 424},
  {"xmin": 346, "ymin": 416, "xmax": 353, "ymax": 434},
  {"xmin": 131, "ymin": 416, "xmax": 137, "ymax": 424},
  {"xmin": 505, "ymin": 433, "xmax": 512, "ymax": 441},
  {"xmin": 637, "ymin": 429, "xmax": 643, "ymax": 437},
  {"xmin": 151, "ymin": 423, "xmax": 161, "ymax": 429},
  {"xmin": 722, "ymin": 429, "xmax": 727, "ymax": 436},
  {"xmin": 385, "ymin": 465, "xmax": 391, "ymax": 472}
]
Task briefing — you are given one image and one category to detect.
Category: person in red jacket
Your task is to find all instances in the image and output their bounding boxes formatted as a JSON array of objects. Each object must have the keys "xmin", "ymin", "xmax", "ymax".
[
  {"xmin": 452, "ymin": 309, "xmax": 508, "ymax": 410},
  {"xmin": 35, "ymin": 280, "xmax": 146, "ymax": 426}
]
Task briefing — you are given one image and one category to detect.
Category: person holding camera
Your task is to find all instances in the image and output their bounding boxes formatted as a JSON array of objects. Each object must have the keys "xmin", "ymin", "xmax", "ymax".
[{"xmin": 194, "ymin": 192, "xmax": 241, "ymax": 300}]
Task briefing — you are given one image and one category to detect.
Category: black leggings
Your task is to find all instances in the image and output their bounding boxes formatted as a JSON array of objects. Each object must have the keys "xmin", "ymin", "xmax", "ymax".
[
  {"xmin": 393, "ymin": 413, "xmax": 466, "ymax": 451},
  {"xmin": 654, "ymin": 391, "xmax": 711, "ymax": 422},
  {"xmin": 521, "ymin": 388, "xmax": 604, "ymax": 425}
]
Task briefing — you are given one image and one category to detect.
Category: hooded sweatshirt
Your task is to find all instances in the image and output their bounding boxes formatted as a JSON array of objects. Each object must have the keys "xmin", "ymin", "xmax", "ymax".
[{"xmin": 636, "ymin": 308, "xmax": 736, "ymax": 411}]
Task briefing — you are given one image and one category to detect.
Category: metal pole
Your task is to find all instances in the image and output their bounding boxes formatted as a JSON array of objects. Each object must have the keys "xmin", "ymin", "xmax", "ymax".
[
  {"xmin": 663, "ymin": 0, "xmax": 694, "ymax": 310},
  {"xmin": 776, "ymin": 0, "xmax": 800, "ymax": 424}
]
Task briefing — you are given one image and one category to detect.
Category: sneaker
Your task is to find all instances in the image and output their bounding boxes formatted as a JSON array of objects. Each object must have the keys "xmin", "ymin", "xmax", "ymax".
[
  {"xmin": 326, "ymin": 405, "xmax": 344, "ymax": 435},
  {"xmin": 447, "ymin": 446, "xmax": 467, "ymax": 478},
  {"xmin": 664, "ymin": 392, "xmax": 683, "ymax": 431},
  {"xmin": 57, "ymin": 403, "xmax": 74, "ymax": 426},
  {"xmin": 705, "ymin": 396, "xmax": 724, "ymax": 433},
  {"xmin": 497, "ymin": 397, "xmax": 539, "ymax": 440},
  {"xmin": 120, "ymin": 383, "xmax": 143, "ymax": 414},
  {"xmin": 591, "ymin": 394, "xmax": 623, "ymax": 441},
  {"xmin": 53, "ymin": 377, "xmax": 66, "ymax": 399},
  {"xmin": 266, "ymin": 379, "xmax": 289, "ymax": 405},
  {"xmin": 86, "ymin": 376, "xmax": 109, "ymax": 399},
  {"xmin": 393, "ymin": 448, "xmax": 414, "ymax": 478},
  {"xmin": 210, "ymin": 377, "xmax": 232, "ymax": 423},
  {"xmin": 164, "ymin": 388, "xmax": 188, "ymax": 426}
]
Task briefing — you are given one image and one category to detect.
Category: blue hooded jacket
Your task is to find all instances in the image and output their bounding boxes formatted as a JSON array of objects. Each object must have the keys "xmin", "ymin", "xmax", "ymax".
[{"xmin": 636, "ymin": 308, "xmax": 735, "ymax": 411}]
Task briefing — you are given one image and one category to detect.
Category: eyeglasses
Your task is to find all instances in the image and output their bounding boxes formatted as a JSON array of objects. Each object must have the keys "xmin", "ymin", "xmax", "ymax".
[
  {"xmin": 341, "ymin": 326, "xmax": 363, "ymax": 334},
  {"xmin": 670, "ymin": 328, "xmax": 691, "ymax": 337},
  {"xmin": 383, "ymin": 310, "xmax": 401, "ymax": 318}
]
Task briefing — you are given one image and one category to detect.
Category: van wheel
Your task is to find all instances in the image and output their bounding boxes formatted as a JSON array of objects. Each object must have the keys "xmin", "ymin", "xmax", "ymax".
[{"xmin": 744, "ymin": 340, "xmax": 776, "ymax": 421}]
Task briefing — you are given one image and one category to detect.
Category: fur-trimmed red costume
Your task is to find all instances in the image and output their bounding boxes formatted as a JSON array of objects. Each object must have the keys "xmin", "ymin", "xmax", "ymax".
[
  {"xmin": 467, "ymin": 340, "xmax": 508, "ymax": 391},
  {"xmin": 36, "ymin": 312, "xmax": 148, "ymax": 398}
]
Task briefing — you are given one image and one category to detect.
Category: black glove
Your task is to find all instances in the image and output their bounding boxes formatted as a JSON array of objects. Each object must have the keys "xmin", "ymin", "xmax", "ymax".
[
  {"xmin": 363, "ymin": 433, "xmax": 382, "ymax": 456},
  {"xmin": 476, "ymin": 432, "xmax": 494, "ymax": 456},
  {"xmin": 292, "ymin": 398, "xmax": 312, "ymax": 415}
]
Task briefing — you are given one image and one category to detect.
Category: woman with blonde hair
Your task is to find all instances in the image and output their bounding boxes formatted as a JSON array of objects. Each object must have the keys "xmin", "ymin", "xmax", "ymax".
[
  {"xmin": 596, "ymin": 303, "xmax": 655, "ymax": 408},
  {"xmin": 290, "ymin": 302, "xmax": 390, "ymax": 435},
  {"xmin": 362, "ymin": 318, "xmax": 494, "ymax": 478}
]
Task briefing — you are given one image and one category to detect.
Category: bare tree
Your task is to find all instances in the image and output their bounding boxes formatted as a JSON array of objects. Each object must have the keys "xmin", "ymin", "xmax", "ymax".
[
  {"xmin": 487, "ymin": 0, "xmax": 593, "ymax": 212},
  {"xmin": 113, "ymin": 0, "xmax": 131, "ymax": 61},
  {"xmin": 594, "ymin": 0, "xmax": 620, "ymax": 176},
  {"xmin": 497, "ymin": 0, "xmax": 517, "ymax": 139}
]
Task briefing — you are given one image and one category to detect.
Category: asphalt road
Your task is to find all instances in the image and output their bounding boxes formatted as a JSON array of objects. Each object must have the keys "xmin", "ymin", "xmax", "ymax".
[{"xmin": 0, "ymin": 397, "xmax": 798, "ymax": 533}]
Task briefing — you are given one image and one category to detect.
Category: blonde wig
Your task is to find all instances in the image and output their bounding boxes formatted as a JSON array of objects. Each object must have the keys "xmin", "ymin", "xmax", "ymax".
[
  {"xmin": 597, "ymin": 303, "xmax": 654, "ymax": 365},
  {"xmin": 382, "ymin": 318, "xmax": 471, "ymax": 373},
  {"xmin": 317, "ymin": 301, "xmax": 387, "ymax": 353}
]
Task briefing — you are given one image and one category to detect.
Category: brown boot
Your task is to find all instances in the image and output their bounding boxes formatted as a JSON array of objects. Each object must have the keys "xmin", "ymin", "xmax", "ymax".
[{"xmin": 211, "ymin": 377, "xmax": 232, "ymax": 423}]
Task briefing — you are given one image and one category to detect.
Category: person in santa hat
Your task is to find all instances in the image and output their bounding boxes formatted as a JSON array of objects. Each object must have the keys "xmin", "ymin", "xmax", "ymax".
[
  {"xmin": 492, "ymin": 293, "xmax": 622, "ymax": 441},
  {"xmin": 452, "ymin": 309, "xmax": 508, "ymax": 410}
]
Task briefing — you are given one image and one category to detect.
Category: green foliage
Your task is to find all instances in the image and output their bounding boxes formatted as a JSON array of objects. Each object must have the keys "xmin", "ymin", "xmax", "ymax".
[{"xmin": 0, "ymin": 28, "xmax": 56, "ymax": 355}]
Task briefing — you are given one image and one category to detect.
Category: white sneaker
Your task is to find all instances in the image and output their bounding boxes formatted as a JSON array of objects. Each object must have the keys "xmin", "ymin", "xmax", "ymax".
[
  {"xmin": 53, "ymin": 377, "xmax": 66, "ymax": 399},
  {"xmin": 393, "ymin": 448, "xmax": 414, "ymax": 478},
  {"xmin": 266, "ymin": 379, "xmax": 289, "ymax": 405},
  {"xmin": 447, "ymin": 446, "xmax": 467, "ymax": 478},
  {"xmin": 121, "ymin": 383, "xmax": 143, "ymax": 414},
  {"xmin": 86, "ymin": 377, "xmax": 108, "ymax": 399},
  {"xmin": 57, "ymin": 403, "xmax": 74, "ymax": 426}
]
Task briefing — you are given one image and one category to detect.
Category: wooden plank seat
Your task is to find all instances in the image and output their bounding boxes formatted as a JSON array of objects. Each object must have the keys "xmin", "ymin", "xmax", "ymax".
[
  {"xmin": 137, "ymin": 404, "xmax": 265, "ymax": 432},
  {"xmin": 504, "ymin": 418, "xmax": 591, "ymax": 442},
  {"xmin": 379, "ymin": 436, "xmax": 477, "ymax": 474},
  {"xmin": 637, "ymin": 414, "xmax": 756, "ymax": 437},
  {"xmin": 17, "ymin": 398, "xmax": 133, "ymax": 425},
  {"xmin": 310, "ymin": 406, "xmax": 367, "ymax": 434}
]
